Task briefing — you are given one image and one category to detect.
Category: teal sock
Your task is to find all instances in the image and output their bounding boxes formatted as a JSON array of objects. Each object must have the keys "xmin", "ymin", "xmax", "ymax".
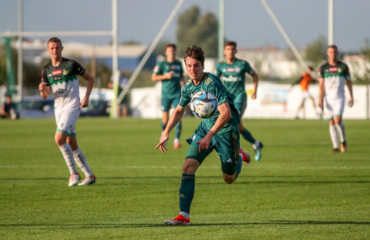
[
  {"xmin": 175, "ymin": 120, "xmax": 182, "ymax": 139},
  {"xmin": 235, "ymin": 155, "xmax": 242, "ymax": 180},
  {"xmin": 161, "ymin": 122, "xmax": 167, "ymax": 131},
  {"xmin": 241, "ymin": 128, "xmax": 256, "ymax": 144},
  {"xmin": 179, "ymin": 173, "xmax": 195, "ymax": 214}
]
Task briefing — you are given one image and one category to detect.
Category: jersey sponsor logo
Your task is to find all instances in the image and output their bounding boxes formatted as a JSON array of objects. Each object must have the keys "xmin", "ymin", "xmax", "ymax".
[
  {"xmin": 329, "ymin": 67, "xmax": 338, "ymax": 72},
  {"xmin": 63, "ymin": 69, "xmax": 69, "ymax": 75},
  {"xmin": 52, "ymin": 70, "xmax": 62, "ymax": 75},
  {"xmin": 48, "ymin": 74, "xmax": 52, "ymax": 77},
  {"xmin": 170, "ymin": 65, "xmax": 180, "ymax": 70},
  {"xmin": 227, "ymin": 68, "xmax": 235, "ymax": 72},
  {"xmin": 235, "ymin": 67, "xmax": 240, "ymax": 73},
  {"xmin": 54, "ymin": 76, "xmax": 62, "ymax": 81},
  {"xmin": 222, "ymin": 69, "xmax": 226, "ymax": 72},
  {"xmin": 57, "ymin": 89, "xmax": 65, "ymax": 97},
  {"xmin": 172, "ymin": 72, "xmax": 181, "ymax": 78},
  {"xmin": 222, "ymin": 76, "xmax": 241, "ymax": 82}
]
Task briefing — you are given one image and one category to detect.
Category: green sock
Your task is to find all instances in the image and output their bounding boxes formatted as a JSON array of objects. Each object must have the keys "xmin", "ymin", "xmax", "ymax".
[
  {"xmin": 241, "ymin": 128, "xmax": 256, "ymax": 144},
  {"xmin": 175, "ymin": 120, "xmax": 182, "ymax": 139},
  {"xmin": 179, "ymin": 173, "xmax": 195, "ymax": 214},
  {"xmin": 161, "ymin": 122, "xmax": 167, "ymax": 131}
]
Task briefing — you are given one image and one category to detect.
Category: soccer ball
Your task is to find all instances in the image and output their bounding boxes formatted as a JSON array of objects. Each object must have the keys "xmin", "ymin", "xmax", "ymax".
[{"xmin": 190, "ymin": 91, "xmax": 218, "ymax": 119}]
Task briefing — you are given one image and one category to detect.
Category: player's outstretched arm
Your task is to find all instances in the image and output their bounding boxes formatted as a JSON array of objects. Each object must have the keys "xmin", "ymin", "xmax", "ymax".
[
  {"xmin": 318, "ymin": 77, "xmax": 325, "ymax": 109},
  {"xmin": 155, "ymin": 105, "xmax": 186, "ymax": 153},
  {"xmin": 80, "ymin": 70, "xmax": 95, "ymax": 108},
  {"xmin": 196, "ymin": 102, "xmax": 231, "ymax": 152}
]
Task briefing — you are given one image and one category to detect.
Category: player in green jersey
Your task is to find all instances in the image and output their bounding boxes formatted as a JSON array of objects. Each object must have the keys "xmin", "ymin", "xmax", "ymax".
[
  {"xmin": 155, "ymin": 45, "xmax": 251, "ymax": 226},
  {"xmin": 39, "ymin": 37, "xmax": 96, "ymax": 186},
  {"xmin": 318, "ymin": 45, "xmax": 354, "ymax": 153},
  {"xmin": 215, "ymin": 41, "xmax": 263, "ymax": 161},
  {"xmin": 152, "ymin": 44, "xmax": 184, "ymax": 149}
]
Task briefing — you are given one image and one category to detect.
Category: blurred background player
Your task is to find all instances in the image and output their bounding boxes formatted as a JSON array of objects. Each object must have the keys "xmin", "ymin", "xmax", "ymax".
[
  {"xmin": 109, "ymin": 71, "xmax": 129, "ymax": 118},
  {"xmin": 39, "ymin": 37, "xmax": 96, "ymax": 186},
  {"xmin": 289, "ymin": 66, "xmax": 321, "ymax": 119},
  {"xmin": 318, "ymin": 45, "xmax": 354, "ymax": 153},
  {"xmin": 215, "ymin": 41, "xmax": 263, "ymax": 161},
  {"xmin": 156, "ymin": 45, "xmax": 250, "ymax": 226},
  {"xmin": 152, "ymin": 43, "xmax": 184, "ymax": 149},
  {"xmin": 0, "ymin": 94, "xmax": 17, "ymax": 119}
]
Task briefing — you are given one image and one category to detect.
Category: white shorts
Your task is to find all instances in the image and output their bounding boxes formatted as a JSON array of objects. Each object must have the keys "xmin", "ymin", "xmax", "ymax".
[
  {"xmin": 55, "ymin": 109, "xmax": 80, "ymax": 136},
  {"xmin": 323, "ymin": 98, "xmax": 345, "ymax": 120},
  {"xmin": 302, "ymin": 90, "xmax": 312, "ymax": 99}
]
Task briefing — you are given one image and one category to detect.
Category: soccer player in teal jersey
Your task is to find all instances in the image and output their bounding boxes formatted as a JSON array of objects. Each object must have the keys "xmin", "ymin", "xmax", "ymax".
[
  {"xmin": 155, "ymin": 45, "xmax": 251, "ymax": 225},
  {"xmin": 39, "ymin": 37, "xmax": 96, "ymax": 186},
  {"xmin": 215, "ymin": 41, "xmax": 263, "ymax": 161},
  {"xmin": 152, "ymin": 44, "xmax": 184, "ymax": 149}
]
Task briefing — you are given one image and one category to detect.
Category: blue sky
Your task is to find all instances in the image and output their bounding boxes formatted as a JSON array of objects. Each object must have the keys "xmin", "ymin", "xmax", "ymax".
[{"xmin": 1, "ymin": 0, "xmax": 369, "ymax": 52}]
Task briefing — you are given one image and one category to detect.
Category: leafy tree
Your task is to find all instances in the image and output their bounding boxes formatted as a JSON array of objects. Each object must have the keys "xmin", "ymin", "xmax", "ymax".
[
  {"xmin": 305, "ymin": 36, "xmax": 327, "ymax": 67},
  {"xmin": 176, "ymin": 5, "xmax": 218, "ymax": 58}
]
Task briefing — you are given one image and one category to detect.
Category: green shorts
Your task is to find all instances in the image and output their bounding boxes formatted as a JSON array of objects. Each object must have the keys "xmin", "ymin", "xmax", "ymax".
[
  {"xmin": 234, "ymin": 101, "xmax": 247, "ymax": 120},
  {"xmin": 161, "ymin": 97, "xmax": 180, "ymax": 112},
  {"xmin": 185, "ymin": 125, "xmax": 240, "ymax": 176}
]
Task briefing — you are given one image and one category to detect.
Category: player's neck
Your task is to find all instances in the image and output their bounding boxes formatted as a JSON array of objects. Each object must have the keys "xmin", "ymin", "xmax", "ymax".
[
  {"xmin": 167, "ymin": 57, "xmax": 175, "ymax": 63},
  {"xmin": 192, "ymin": 73, "xmax": 204, "ymax": 85},
  {"xmin": 328, "ymin": 58, "xmax": 338, "ymax": 66},
  {"xmin": 226, "ymin": 57, "xmax": 236, "ymax": 65},
  {"xmin": 51, "ymin": 57, "xmax": 63, "ymax": 67}
]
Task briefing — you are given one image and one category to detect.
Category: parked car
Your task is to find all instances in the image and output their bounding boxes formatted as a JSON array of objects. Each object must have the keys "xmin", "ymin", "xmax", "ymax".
[
  {"xmin": 17, "ymin": 95, "xmax": 55, "ymax": 118},
  {"xmin": 79, "ymin": 99, "xmax": 110, "ymax": 117}
]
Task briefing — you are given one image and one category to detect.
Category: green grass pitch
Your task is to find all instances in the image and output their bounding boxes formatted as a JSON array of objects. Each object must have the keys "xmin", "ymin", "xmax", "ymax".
[{"xmin": 1, "ymin": 117, "xmax": 370, "ymax": 239}]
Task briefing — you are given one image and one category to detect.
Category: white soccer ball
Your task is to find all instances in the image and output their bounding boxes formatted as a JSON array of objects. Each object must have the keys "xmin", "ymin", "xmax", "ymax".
[{"xmin": 190, "ymin": 91, "xmax": 218, "ymax": 119}]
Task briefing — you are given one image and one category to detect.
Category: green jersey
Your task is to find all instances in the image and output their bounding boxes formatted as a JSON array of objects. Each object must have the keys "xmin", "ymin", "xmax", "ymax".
[
  {"xmin": 41, "ymin": 58, "xmax": 85, "ymax": 112},
  {"xmin": 215, "ymin": 58, "xmax": 255, "ymax": 102},
  {"xmin": 318, "ymin": 60, "xmax": 351, "ymax": 100},
  {"xmin": 179, "ymin": 72, "xmax": 239, "ymax": 135},
  {"xmin": 153, "ymin": 59, "xmax": 183, "ymax": 98}
]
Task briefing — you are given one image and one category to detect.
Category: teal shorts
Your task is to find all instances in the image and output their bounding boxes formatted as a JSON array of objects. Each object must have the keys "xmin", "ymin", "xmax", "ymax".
[
  {"xmin": 234, "ymin": 101, "xmax": 247, "ymax": 120},
  {"xmin": 161, "ymin": 97, "xmax": 180, "ymax": 112},
  {"xmin": 185, "ymin": 125, "xmax": 240, "ymax": 176}
]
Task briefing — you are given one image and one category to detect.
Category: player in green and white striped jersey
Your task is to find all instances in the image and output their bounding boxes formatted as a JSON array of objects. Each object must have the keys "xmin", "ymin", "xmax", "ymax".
[{"xmin": 39, "ymin": 37, "xmax": 96, "ymax": 186}]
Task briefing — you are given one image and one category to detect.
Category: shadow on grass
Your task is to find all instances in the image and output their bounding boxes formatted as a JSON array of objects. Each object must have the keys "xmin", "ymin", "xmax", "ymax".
[{"xmin": 1, "ymin": 220, "xmax": 370, "ymax": 230}]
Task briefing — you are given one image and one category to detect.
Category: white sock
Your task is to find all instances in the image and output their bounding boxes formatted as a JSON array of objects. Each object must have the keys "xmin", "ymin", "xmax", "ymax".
[
  {"xmin": 335, "ymin": 122, "xmax": 346, "ymax": 143},
  {"xmin": 59, "ymin": 143, "xmax": 78, "ymax": 175},
  {"xmin": 329, "ymin": 125, "xmax": 339, "ymax": 149},
  {"xmin": 174, "ymin": 138, "xmax": 180, "ymax": 144},
  {"xmin": 252, "ymin": 140, "xmax": 260, "ymax": 150},
  {"xmin": 73, "ymin": 147, "xmax": 93, "ymax": 177},
  {"xmin": 179, "ymin": 211, "xmax": 189, "ymax": 219}
]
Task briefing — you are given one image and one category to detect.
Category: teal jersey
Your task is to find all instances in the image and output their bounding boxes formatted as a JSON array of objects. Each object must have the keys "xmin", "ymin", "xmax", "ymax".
[
  {"xmin": 153, "ymin": 59, "xmax": 183, "ymax": 98},
  {"xmin": 215, "ymin": 58, "xmax": 255, "ymax": 102},
  {"xmin": 179, "ymin": 72, "xmax": 239, "ymax": 135}
]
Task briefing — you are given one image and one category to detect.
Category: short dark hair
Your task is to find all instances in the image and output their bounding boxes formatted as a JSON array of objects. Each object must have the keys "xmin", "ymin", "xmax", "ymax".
[
  {"xmin": 165, "ymin": 43, "xmax": 176, "ymax": 51},
  {"xmin": 184, "ymin": 45, "xmax": 205, "ymax": 65},
  {"xmin": 308, "ymin": 66, "xmax": 314, "ymax": 71},
  {"xmin": 224, "ymin": 41, "xmax": 237, "ymax": 49},
  {"xmin": 47, "ymin": 37, "xmax": 62, "ymax": 46},
  {"xmin": 327, "ymin": 45, "xmax": 338, "ymax": 50}
]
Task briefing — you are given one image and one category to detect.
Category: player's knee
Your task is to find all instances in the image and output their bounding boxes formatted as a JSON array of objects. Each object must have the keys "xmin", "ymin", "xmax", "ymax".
[
  {"xmin": 223, "ymin": 175, "xmax": 235, "ymax": 184},
  {"xmin": 54, "ymin": 133, "xmax": 67, "ymax": 147},
  {"xmin": 223, "ymin": 177, "xmax": 235, "ymax": 184}
]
